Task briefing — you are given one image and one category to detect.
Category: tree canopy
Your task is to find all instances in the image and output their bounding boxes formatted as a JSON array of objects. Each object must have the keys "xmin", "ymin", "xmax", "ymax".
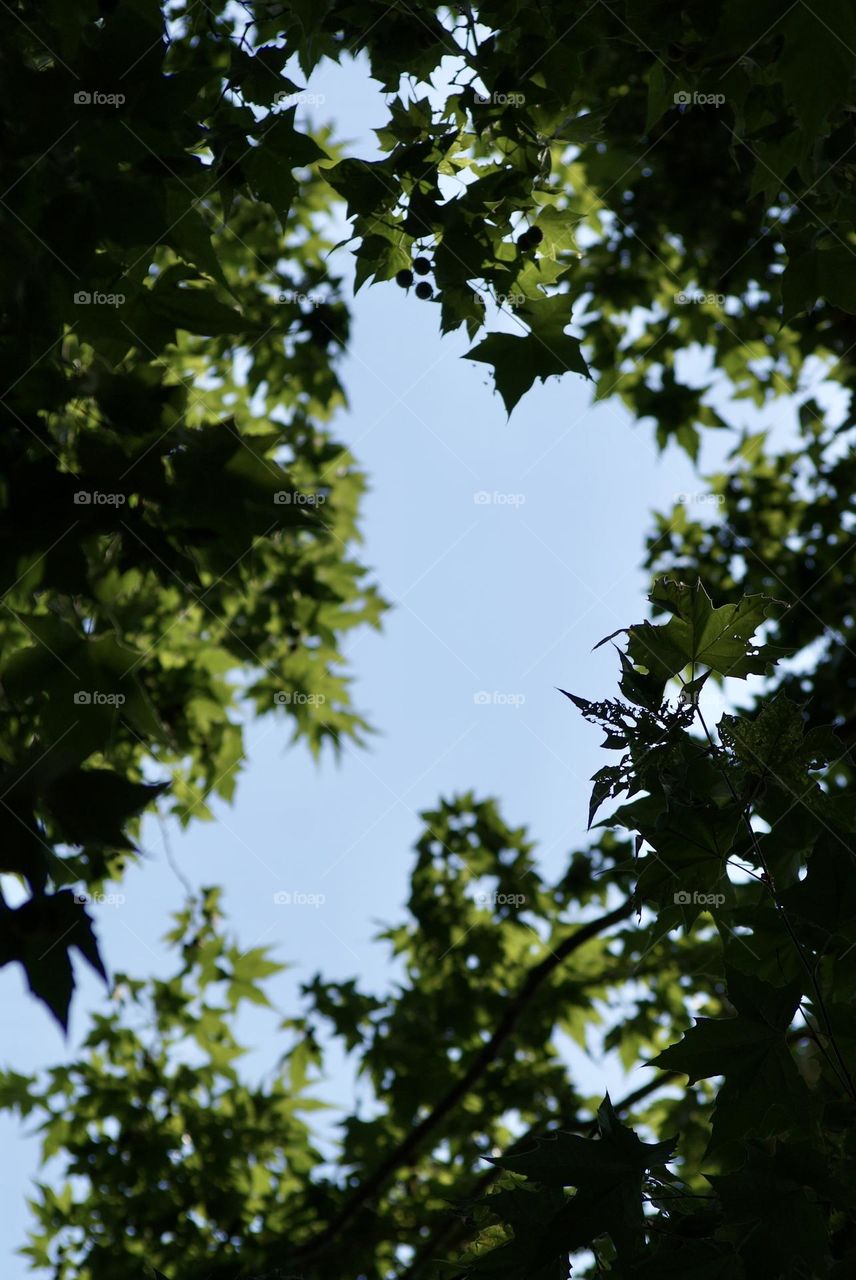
[{"xmin": 4, "ymin": 0, "xmax": 856, "ymax": 1277}]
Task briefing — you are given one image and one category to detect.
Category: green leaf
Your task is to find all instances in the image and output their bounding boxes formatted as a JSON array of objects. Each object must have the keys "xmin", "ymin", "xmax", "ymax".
[
  {"xmin": 491, "ymin": 1098, "xmax": 676, "ymax": 1186},
  {"xmin": 708, "ymin": 1143, "xmax": 832, "ymax": 1278},
  {"xmin": 783, "ymin": 244, "xmax": 856, "ymax": 321},
  {"xmin": 145, "ymin": 280, "xmax": 253, "ymax": 337},
  {"xmin": 487, "ymin": 1096, "xmax": 676, "ymax": 1263},
  {"xmin": 325, "ymin": 157, "xmax": 395, "ymax": 218},
  {"xmin": 625, "ymin": 579, "xmax": 783, "ymax": 681},
  {"xmin": 650, "ymin": 969, "xmax": 809, "ymax": 1153},
  {"xmin": 466, "ymin": 331, "xmax": 589, "ymax": 416},
  {"xmin": 779, "ymin": 0, "xmax": 856, "ymax": 137},
  {"xmin": 646, "ymin": 62, "xmax": 674, "ymax": 131},
  {"xmin": 44, "ymin": 770, "xmax": 168, "ymax": 849},
  {"xmin": 0, "ymin": 892, "xmax": 107, "ymax": 1031}
]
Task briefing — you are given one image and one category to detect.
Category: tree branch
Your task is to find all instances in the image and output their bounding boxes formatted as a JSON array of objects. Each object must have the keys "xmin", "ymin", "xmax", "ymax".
[{"xmin": 287, "ymin": 896, "xmax": 637, "ymax": 1266}]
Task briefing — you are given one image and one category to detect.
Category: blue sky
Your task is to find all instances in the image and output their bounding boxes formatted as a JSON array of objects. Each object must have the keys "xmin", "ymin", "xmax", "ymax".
[{"xmin": 0, "ymin": 49, "xmax": 767, "ymax": 1276}]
